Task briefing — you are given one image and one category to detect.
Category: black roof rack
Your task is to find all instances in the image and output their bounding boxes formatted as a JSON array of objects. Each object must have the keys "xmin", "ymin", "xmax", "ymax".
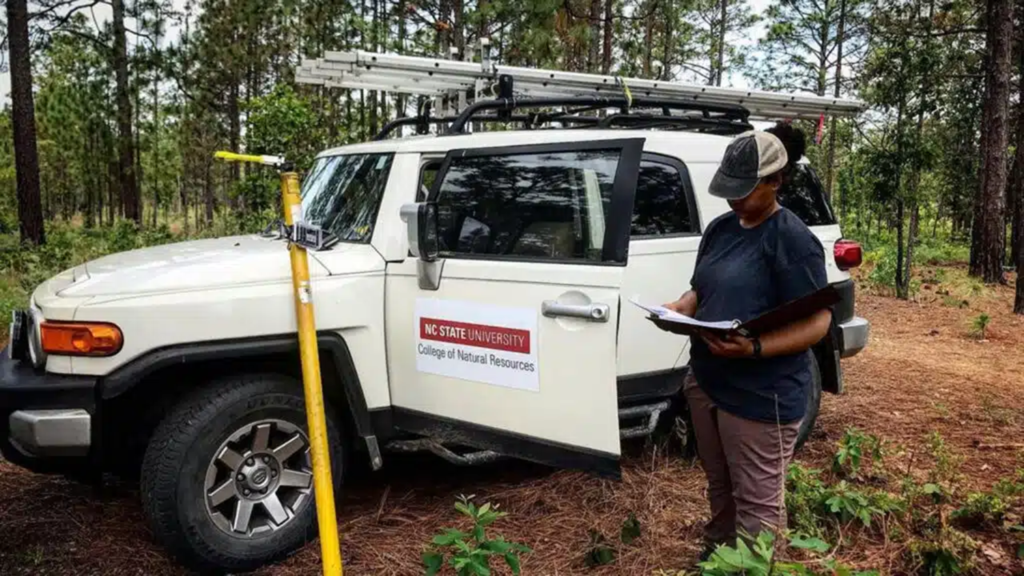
[
  {"xmin": 446, "ymin": 95, "xmax": 751, "ymax": 135},
  {"xmin": 374, "ymin": 113, "xmax": 598, "ymax": 140}
]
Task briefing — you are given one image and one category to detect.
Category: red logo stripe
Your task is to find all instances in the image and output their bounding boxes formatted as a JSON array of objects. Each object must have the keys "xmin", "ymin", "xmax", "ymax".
[{"xmin": 419, "ymin": 317, "xmax": 530, "ymax": 354}]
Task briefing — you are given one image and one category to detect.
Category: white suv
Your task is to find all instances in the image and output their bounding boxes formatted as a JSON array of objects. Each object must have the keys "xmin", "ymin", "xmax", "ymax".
[{"xmin": 2, "ymin": 118, "xmax": 868, "ymax": 572}]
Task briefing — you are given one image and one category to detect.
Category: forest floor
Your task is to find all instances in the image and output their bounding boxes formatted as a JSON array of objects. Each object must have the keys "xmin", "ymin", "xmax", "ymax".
[{"xmin": 1, "ymin": 265, "xmax": 1023, "ymax": 575}]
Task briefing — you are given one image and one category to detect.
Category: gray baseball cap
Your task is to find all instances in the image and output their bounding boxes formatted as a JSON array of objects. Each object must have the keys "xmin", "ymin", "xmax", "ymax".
[{"xmin": 709, "ymin": 130, "xmax": 789, "ymax": 200}]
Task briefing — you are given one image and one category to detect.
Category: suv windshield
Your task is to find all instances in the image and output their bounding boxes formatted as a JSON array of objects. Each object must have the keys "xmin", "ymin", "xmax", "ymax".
[{"xmin": 300, "ymin": 153, "xmax": 394, "ymax": 243}]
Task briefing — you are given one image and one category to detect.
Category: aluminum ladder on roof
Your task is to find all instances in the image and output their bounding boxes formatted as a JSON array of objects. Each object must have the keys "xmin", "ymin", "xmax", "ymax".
[{"xmin": 295, "ymin": 41, "xmax": 866, "ymax": 121}]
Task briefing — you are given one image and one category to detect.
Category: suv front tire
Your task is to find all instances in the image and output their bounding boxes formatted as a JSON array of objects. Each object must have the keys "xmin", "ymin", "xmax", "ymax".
[{"xmin": 140, "ymin": 373, "xmax": 345, "ymax": 573}]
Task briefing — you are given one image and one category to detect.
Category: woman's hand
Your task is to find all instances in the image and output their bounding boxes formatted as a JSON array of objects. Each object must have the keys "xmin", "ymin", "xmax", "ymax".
[
  {"xmin": 663, "ymin": 290, "xmax": 698, "ymax": 317},
  {"xmin": 699, "ymin": 330, "xmax": 755, "ymax": 358}
]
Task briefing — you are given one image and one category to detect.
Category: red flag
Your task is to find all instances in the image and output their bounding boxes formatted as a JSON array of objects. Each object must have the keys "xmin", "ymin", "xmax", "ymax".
[{"xmin": 815, "ymin": 114, "xmax": 825, "ymax": 144}]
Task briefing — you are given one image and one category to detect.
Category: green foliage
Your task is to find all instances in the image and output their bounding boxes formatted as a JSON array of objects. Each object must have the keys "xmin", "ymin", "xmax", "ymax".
[
  {"xmin": 969, "ymin": 313, "xmax": 990, "ymax": 340},
  {"xmin": 584, "ymin": 529, "xmax": 616, "ymax": 567},
  {"xmin": 697, "ymin": 530, "xmax": 879, "ymax": 576},
  {"xmin": 866, "ymin": 245, "xmax": 899, "ymax": 289},
  {"xmin": 906, "ymin": 526, "xmax": 977, "ymax": 576},
  {"xmin": 584, "ymin": 513, "xmax": 643, "ymax": 567},
  {"xmin": 950, "ymin": 492, "xmax": 1007, "ymax": 529},
  {"xmin": 833, "ymin": 427, "xmax": 884, "ymax": 479},
  {"xmin": 925, "ymin": 431, "xmax": 963, "ymax": 488},
  {"xmin": 422, "ymin": 495, "xmax": 531, "ymax": 576},
  {"xmin": 620, "ymin": 513, "xmax": 641, "ymax": 544}
]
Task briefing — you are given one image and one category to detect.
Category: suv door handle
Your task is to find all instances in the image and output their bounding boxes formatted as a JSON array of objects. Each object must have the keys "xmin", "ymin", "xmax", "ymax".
[{"xmin": 541, "ymin": 301, "xmax": 610, "ymax": 322}]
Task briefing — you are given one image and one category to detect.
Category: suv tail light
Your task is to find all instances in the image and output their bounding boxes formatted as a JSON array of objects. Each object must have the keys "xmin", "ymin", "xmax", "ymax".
[{"xmin": 834, "ymin": 239, "xmax": 863, "ymax": 271}]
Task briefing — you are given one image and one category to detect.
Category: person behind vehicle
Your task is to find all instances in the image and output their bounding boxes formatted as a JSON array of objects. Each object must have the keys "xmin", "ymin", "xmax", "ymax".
[{"xmin": 661, "ymin": 128, "xmax": 831, "ymax": 558}]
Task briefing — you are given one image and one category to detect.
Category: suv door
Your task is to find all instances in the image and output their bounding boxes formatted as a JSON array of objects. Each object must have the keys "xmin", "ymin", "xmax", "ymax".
[{"xmin": 384, "ymin": 139, "xmax": 645, "ymax": 478}]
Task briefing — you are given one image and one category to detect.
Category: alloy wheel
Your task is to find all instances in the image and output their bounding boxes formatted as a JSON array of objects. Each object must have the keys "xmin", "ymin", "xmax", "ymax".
[{"xmin": 203, "ymin": 419, "xmax": 313, "ymax": 537}]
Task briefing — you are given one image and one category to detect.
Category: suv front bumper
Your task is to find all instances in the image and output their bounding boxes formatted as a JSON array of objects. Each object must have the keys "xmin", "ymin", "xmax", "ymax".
[
  {"xmin": 0, "ymin": 348, "xmax": 97, "ymax": 474},
  {"xmin": 838, "ymin": 316, "xmax": 869, "ymax": 358}
]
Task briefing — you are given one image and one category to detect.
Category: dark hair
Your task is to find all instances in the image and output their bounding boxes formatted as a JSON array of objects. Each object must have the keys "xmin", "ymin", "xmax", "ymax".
[{"xmin": 765, "ymin": 122, "xmax": 806, "ymax": 172}]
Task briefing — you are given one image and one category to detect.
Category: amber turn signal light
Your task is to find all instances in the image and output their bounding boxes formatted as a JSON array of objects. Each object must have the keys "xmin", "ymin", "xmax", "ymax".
[{"xmin": 41, "ymin": 322, "xmax": 123, "ymax": 356}]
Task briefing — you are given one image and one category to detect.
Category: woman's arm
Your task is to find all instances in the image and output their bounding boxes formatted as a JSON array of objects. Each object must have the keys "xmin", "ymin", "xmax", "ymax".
[
  {"xmin": 663, "ymin": 290, "xmax": 698, "ymax": 317},
  {"xmin": 700, "ymin": 308, "xmax": 832, "ymax": 359}
]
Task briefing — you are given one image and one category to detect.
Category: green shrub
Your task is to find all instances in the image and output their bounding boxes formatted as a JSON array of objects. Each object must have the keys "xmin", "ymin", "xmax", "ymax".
[
  {"xmin": 833, "ymin": 427, "xmax": 884, "ymax": 479},
  {"xmin": 697, "ymin": 530, "xmax": 879, "ymax": 576},
  {"xmin": 422, "ymin": 495, "xmax": 531, "ymax": 576}
]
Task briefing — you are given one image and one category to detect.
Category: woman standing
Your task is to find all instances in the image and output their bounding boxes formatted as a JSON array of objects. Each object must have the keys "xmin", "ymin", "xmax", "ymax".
[{"xmin": 662, "ymin": 128, "xmax": 832, "ymax": 556}]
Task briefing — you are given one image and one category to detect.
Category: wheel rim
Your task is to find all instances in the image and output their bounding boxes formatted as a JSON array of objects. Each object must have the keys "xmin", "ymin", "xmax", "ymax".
[{"xmin": 204, "ymin": 419, "xmax": 313, "ymax": 538}]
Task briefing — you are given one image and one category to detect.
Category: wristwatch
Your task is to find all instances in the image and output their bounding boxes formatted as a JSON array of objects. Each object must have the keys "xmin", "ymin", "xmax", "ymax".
[{"xmin": 751, "ymin": 337, "xmax": 762, "ymax": 359}]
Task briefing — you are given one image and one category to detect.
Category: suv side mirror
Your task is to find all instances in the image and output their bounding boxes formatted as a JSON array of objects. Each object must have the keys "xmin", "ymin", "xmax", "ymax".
[{"xmin": 400, "ymin": 202, "xmax": 439, "ymax": 262}]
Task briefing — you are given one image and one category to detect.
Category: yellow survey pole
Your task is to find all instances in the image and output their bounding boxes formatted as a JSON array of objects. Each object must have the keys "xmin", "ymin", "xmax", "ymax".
[{"xmin": 214, "ymin": 151, "xmax": 343, "ymax": 576}]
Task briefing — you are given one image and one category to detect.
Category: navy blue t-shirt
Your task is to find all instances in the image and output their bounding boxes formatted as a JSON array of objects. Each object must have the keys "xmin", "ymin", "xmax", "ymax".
[{"xmin": 689, "ymin": 207, "xmax": 829, "ymax": 424}]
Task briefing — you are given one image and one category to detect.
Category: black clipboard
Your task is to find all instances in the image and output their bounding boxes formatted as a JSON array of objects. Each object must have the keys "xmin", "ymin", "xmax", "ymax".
[{"xmin": 648, "ymin": 284, "xmax": 840, "ymax": 338}]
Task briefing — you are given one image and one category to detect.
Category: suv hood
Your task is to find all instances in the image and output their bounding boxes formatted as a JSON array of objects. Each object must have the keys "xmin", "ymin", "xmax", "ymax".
[{"xmin": 57, "ymin": 235, "xmax": 345, "ymax": 298}]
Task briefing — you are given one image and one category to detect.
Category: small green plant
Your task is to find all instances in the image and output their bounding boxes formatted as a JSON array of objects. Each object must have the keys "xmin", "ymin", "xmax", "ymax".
[
  {"xmin": 620, "ymin": 512, "xmax": 642, "ymax": 544},
  {"xmin": 584, "ymin": 513, "xmax": 643, "ymax": 567},
  {"xmin": 906, "ymin": 526, "xmax": 977, "ymax": 576},
  {"xmin": 950, "ymin": 491, "xmax": 1007, "ymax": 529},
  {"xmin": 422, "ymin": 495, "xmax": 531, "ymax": 576},
  {"xmin": 926, "ymin": 431, "xmax": 963, "ymax": 489},
  {"xmin": 584, "ymin": 528, "xmax": 616, "ymax": 567},
  {"xmin": 823, "ymin": 481, "xmax": 902, "ymax": 528},
  {"xmin": 970, "ymin": 313, "xmax": 991, "ymax": 340},
  {"xmin": 698, "ymin": 531, "xmax": 879, "ymax": 575},
  {"xmin": 833, "ymin": 427, "xmax": 884, "ymax": 479}
]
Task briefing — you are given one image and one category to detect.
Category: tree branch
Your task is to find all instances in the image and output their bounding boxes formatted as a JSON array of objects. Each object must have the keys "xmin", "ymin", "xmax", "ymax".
[
  {"xmin": 561, "ymin": 0, "xmax": 660, "ymax": 23},
  {"xmin": 35, "ymin": 0, "xmax": 105, "ymax": 33}
]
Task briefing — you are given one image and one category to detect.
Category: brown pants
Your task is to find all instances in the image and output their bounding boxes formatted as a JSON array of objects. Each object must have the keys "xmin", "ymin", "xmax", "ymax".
[{"xmin": 683, "ymin": 371, "xmax": 801, "ymax": 545}]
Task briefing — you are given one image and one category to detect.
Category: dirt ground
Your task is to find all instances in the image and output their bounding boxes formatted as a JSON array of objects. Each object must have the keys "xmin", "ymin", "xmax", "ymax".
[{"xmin": 2, "ymin": 267, "xmax": 1023, "ymax": 575}]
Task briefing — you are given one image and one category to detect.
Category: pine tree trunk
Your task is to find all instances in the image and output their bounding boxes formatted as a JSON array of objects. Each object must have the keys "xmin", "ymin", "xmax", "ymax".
[
  {"xmin": 662, "ymin": 2, "xmax": 673, "ymax": 80},
  {"xmin": 227, "ymin": 82, "xmax": 241, "ymax": 188},
  {"xmin": 824, "ymin": 0, "xmax": 847, "ymax": 200},
  {"xmin": 602, "ymin": 0, "xmax": 614, "ymax": 73},
  {"xmin": 204, "ymin": 159, "xmax": 214, "ymax": 224},
  {"xmin": 971, "ymin": 0, "xmax": 1011, "ymax": 283},
  {"xmin": 1011, "ymin": 18, "xmax": 1024, "ymax": 268},
  {"xmin": 6, "ymin": 0, "xmax": 46, "ymax": 245},
  {"xmin": 896, "ymin": 198, "xmax": 907, "ymax": 298},
  {"xmin": 589, "ymin": 0, "xmax": 601, "ymax": 72},
  {"xmin": 643, "ymin": 17, "xmax": 654, "ymax": 77},
  {"xmin": 113, "ymin": 0, "xmax": 140, "ymax": 224},
  {"xmin": 715, "ymin": 0, "xmax": 726, "ymax": 86},
  {"xmin": 152, "ymin": 69, "xmax": 160, "ymax": 228}
]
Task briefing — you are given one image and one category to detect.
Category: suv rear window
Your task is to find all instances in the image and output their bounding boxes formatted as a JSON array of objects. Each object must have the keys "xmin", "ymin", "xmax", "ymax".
[
  {"xmin": 433, "ymin": 149, "xmax": 620, "ymax": 262},
  {"xmin": 301, "ymin": 153, "xmax": 394, "ymax": 243},
  {"xmin": 631, "ymin": 157, "xmax": 698, "ymax": 236},
  {"xmin": 777, "ymin": 164, "xmax": 836, "ymax": 226}
]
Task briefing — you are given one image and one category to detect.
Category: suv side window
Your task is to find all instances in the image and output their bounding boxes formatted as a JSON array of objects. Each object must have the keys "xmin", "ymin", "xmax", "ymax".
[
  {"xmin": 777, "ymin": 164, "xmax": 837, "ymax": 226},
  {"xmin": 418, "ymin": 160, "xmax": 442, "ymax": 202},
  {"xmin": 631, "ymin": 155, "xmax": 699, "ymax": 237},
  {"xmin": 433, "ymin": 149, "xmax": 620, "ymax": 263}
]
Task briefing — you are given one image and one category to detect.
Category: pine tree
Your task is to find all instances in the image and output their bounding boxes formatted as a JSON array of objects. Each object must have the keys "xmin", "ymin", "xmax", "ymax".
[
  {"xmin": 6, "ymin": 0, "xmax": 46, "ymax": 245},
  {"xmin": 971, "ymin": 0, "xmax": 1013, "ymax": 283}
]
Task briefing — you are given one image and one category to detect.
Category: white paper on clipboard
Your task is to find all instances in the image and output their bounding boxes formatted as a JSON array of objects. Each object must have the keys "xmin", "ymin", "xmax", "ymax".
[{"xmin": 627, "ymin": 298, "xmax": 738, "ymax": 331}]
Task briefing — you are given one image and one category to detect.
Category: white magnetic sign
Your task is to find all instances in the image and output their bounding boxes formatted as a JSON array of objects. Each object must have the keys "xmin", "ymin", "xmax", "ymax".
[{"xmin": 415, "ymin": 298, "xmax": 539, "ymax": 392}]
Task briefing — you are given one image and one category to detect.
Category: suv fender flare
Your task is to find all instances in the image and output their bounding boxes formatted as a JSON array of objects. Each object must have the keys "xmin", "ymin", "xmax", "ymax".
[{"xmin": 99, "ymin": 332, "xmax": 383, "ymax": 470}]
